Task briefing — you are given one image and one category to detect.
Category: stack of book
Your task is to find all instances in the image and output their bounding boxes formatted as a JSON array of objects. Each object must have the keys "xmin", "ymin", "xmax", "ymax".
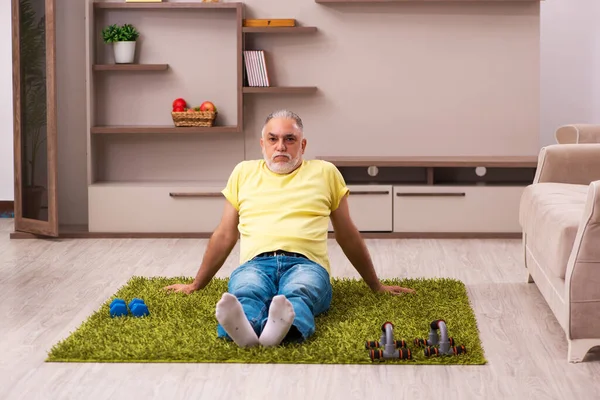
[{"xmin": 244, "ymin": 50, "xmax": 270, "ymax": 87}]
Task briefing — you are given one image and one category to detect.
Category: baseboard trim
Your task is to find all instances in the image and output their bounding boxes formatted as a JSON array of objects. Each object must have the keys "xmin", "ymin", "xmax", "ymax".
[
  {"xmin": 10, "ymin": 226, "xmax": 522, "ymax": 239},
  {"xmin": 0, "ymin": 201, "xmax": 14, "ymax": 218}
]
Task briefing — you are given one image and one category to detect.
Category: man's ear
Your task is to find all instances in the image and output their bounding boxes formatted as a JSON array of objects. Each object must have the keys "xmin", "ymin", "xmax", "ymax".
[{"xmin": 301, "ymin": 138, "xmax": 307, "ymax": 153}]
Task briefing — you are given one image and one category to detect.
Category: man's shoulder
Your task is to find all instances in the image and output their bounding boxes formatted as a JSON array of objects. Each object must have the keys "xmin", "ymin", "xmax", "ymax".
[
  {"xmin": 303, "ymin": 159, "xmax": 343, "ymax": 180},
  {"xmin": 231, "ymin": 159, "xmax": 264, "ymax": 175},
  {"xmin": 304, "ymin": 159, "xmax": 338, "ymax": 171}
]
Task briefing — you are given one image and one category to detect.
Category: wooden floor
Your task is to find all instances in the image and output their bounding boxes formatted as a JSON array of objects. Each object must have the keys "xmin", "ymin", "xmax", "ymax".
[{"xmin": 1, "ymin": 219, "xmax": 599, "ymax": 400}]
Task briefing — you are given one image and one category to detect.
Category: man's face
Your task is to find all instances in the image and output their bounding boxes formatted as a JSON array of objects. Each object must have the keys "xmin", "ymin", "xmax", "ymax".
[{"xmin": 260, "ymin": 117, "xmax": 306, "ymax": 174}]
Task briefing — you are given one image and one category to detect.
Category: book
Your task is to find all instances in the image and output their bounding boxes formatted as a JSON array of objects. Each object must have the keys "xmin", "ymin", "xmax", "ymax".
[{"xmin": 243, "ymin": 50, "xmax": 270, "ymax": 87}]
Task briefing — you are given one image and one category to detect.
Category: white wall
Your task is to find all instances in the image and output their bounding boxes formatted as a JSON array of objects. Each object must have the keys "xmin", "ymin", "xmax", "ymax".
[
  {"xmin": 0, "ymin": 0, "xmax": 599, "ymax": 201},
  {"xmin": 539, "ymin": 0, "xmax": 600, "ymax": 146},
  {"xmin": 0, "ymin": 1, "xmax": 13, "ymax": 201}
]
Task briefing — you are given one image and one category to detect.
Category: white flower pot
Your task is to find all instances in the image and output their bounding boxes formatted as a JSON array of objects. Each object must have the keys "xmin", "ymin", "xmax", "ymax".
[{"xmin": 113, "ymin": 41, "xmax": 136, "ymax": 64}]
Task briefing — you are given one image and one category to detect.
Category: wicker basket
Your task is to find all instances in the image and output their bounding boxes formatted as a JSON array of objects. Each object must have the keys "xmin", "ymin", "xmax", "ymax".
[{"xmin": 171, "ymin": 110, "xmax": 217, "ymax": 127}]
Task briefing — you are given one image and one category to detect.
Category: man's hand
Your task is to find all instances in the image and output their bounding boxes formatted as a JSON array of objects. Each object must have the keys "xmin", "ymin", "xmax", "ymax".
[
  {"xmin": 373, "ymin": 283, "xmax": 416, "ymax": 296},
  {"xmin": 163, "ymin": 283, "xmax": 199, "ymax": 295}
]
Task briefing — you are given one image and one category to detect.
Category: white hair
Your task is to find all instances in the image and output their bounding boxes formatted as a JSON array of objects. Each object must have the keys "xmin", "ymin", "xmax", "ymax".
[{"xmin": 261, "ymin": 109, "xmax": 304, "ymax": 138}]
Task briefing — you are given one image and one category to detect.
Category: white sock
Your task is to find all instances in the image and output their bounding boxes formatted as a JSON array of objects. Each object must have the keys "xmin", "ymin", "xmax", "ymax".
[
  {"xmin": 259, "ymin": 295, "xmax": 296, "ymax": 347},
  {"xmin": 215, "ymin": 293, "xmax": 259, "ymax": 348}
]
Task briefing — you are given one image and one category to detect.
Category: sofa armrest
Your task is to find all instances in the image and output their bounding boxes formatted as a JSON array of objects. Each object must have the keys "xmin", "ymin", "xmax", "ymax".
[
  {"xmin": 566, "ymin": 180, "xmax": 600, "ymax": 339},
  {"xmin": 533, "ymin": 144, "xmax": 600, "ymax": 185},
  {"xmin": 555, "ymin": 124, "xmax": 600, "ymax": 144}
]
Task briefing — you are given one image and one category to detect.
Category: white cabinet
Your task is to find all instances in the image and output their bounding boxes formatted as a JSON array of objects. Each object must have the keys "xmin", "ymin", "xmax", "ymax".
[
  {"xmin": 393, "ymin": 185, "xmax": 525, "ymax": 233},
  {"xmin": 329, "ymin": 185, "xmax": 393, "ymax": 232},
  {"xmin": 89, "ymin": 182, "xmax": 226, "ymax": 233}
]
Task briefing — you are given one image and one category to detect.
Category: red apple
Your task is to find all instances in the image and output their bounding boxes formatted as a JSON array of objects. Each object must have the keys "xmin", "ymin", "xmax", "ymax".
[
  {"xmin": 173, "ymin": 106, "xmax": 185, "ymax": 112},
  {"xmin": 173, "ymin": 98, "xmax": 187, "ymax": 109},
  {"xmin": 199, "ymin": 101, "xmax": 216, "ymax": 112}
]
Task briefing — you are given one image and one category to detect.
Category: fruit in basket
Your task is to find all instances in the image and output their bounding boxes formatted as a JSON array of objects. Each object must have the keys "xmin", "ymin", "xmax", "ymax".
[
  {"xmin": 172, "ymin": 98, "xmax": 187, "ymax": 110},
  {"xmin": 173, "ymin": 105, "xmax": 185, "ymax": 112},
  {"xmin": 199, "ymin": 101, "xmax": 216, "ymax": 112}
]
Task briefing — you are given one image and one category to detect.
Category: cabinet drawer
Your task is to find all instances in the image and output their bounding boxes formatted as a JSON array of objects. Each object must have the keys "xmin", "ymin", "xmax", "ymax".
[
  {"xmin": 89, "ymin": 183, "xmax": 225, "ymax": 232},
  {"xmin": 393, "ymin": 186, "xmax": 525, "ymax": 233},
  {"xmin": 329, "ymin": 185, "xmax": 393, "ymax": 232}
]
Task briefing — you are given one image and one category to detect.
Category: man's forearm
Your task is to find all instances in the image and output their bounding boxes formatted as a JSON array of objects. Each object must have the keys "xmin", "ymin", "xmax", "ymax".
[
  {"xmin": 192, "ymin": 230, "xmax": 238, "ymax": 290},
  {"xmin": 335, "ymin": 228, "xmax": 382, "ymax": 291}
]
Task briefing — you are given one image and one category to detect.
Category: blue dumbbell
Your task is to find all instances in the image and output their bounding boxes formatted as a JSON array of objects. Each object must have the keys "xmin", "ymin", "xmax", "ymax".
[
  {"xmin": 129, "ymin": 298, "xmax": 144, "ymax": 309},
  {"xmin": 110, "ymin": 298, "xmax": 128, "ymax": 317},
  {"xmin": 129, "ymin": 298, "xmax": 150, "ymax": 317}
]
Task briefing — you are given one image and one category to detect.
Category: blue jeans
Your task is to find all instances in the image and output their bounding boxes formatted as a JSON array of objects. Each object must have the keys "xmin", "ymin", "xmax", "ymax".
[{"xmin": 217, "ymin": 253, "xmax": 332, "ymax": 343}]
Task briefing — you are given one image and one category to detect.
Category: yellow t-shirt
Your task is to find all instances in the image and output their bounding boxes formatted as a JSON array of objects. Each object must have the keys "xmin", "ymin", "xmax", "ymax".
[{"xmin": 221, "ymin": 159, "xmax": 349, "ymax": 275}]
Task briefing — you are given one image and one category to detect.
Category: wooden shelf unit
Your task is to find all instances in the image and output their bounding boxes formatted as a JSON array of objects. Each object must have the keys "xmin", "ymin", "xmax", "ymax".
[{"xmin": 76, "ymin": 2, "xmax": 321, "ymax": 238}]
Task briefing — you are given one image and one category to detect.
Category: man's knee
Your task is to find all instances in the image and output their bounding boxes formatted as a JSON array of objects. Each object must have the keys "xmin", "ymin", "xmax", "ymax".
[
  {"xmin": 229, "ymin": 266, "xmax": 275, "ymax": 300},
  {"xmin": 280, "ymin": 263, "xmax": 332, "ymax": 309}
]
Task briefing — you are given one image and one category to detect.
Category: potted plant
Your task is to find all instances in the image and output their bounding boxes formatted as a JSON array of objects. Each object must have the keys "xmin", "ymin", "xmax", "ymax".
[{"xmin": 101, "ymin": 23, "xmax": 140, "ymax": 64}]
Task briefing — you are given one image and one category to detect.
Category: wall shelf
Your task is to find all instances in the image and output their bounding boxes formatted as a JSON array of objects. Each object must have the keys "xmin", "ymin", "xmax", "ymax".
[
  {"xmin": 242, "ymin": 27, "xmax": 317, "ymax": 34},
  {"xmin": 242, "ymin": 86, "xmax": 317, "ymax": 94},
  {"xmin": 92, "ymin": 64, "xmax": 169, "ymax": 71},
  {"xmin": 91, "ymin": 126, "xmax": 240, "ymax": 134},
  {"xmin": 93, "ymin": 2, "xmax": 243, "ymax": 10}
]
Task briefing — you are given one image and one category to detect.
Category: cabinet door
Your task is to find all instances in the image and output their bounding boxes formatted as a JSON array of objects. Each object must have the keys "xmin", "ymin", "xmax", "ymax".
[
  {"xmin": 393, "ymin": 185, "xmax": 524, "ymax": 233},
  {"xmin": 329, "ymin": 185, "xmax": 393, "ymax": 232},
  {"xmin": 12, "ymin": 0, "xmax": 58, "ymax": 236}
]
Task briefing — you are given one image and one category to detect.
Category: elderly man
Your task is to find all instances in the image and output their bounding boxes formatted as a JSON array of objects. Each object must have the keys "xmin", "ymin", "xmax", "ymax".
[{"xmin": 164, "ymin": 109, "xmax": 415, "ymax": 348}]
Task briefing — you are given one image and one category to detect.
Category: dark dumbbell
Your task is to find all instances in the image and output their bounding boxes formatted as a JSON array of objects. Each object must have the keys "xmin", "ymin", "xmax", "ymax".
[
  {"xmin": 370, "ymin": 349, "xmax": 384, "ymax": 361},
  {"xmin": 365, "ymin": 341, "xmax": 380, "ymax": 349},
  {"xmin": 430, "ymin": 319, "xmax": 445, "ymax": 330},
  {"xmin": 398, "ymin": 348, "xmax": 412, "ymax": 360},
  {"xmin": 424, "ymin": 346, "xmax": 440, "ymax": 357},
  {"xmin": 394, "ymin": 339, "xmax": 408, "ymax": 349},
  {"xmin": 414, "ymin": 338, "xmax": 431, "ymax": 347},
  {"xmin": 452, "ymin": 345, "xmax": 467, "ymax": 355}
]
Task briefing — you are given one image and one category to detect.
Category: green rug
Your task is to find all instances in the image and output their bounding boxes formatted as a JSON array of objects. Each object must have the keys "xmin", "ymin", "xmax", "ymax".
[{"xmin": 46, "ymin": 276, "xmax": 486, "ymax": 365}]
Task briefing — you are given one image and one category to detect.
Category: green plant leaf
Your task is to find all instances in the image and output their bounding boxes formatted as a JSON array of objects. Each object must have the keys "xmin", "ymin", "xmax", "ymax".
[{"xmin": 102, "ymin": 23, "xmax": 140, "ymax": 43}]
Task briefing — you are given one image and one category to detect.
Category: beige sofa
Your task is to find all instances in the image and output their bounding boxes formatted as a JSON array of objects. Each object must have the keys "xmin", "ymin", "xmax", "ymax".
[
  {"xmin": 519, "ymin": 143, "xmax": 600, "ymax": 362},
  {"xmin": 555, "ymin": 124, "xmax": 600, "ymax": 144}
]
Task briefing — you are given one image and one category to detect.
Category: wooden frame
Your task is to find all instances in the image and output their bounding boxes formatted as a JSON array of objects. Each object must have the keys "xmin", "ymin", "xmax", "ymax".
[{"xmin": 12, "ymin": 0, "xmax": 59, "ymax": 237}]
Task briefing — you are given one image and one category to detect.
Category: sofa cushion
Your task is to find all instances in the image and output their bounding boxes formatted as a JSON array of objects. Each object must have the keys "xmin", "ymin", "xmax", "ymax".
[{"xmin": 520, "ymin": 183, "xmax": 588, "ymax": 279}]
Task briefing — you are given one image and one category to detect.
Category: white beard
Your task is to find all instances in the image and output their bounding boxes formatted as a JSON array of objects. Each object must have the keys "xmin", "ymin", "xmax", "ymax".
[{"xmin": 263, "ymin": 149, "xmax": 302, "ymax": 174}]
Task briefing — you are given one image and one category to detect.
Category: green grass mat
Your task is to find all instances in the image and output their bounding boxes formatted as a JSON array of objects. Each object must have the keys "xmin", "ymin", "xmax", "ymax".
[{"xmin": 46, "ymin": 276, "xmax": 486, "ymax": 365}]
